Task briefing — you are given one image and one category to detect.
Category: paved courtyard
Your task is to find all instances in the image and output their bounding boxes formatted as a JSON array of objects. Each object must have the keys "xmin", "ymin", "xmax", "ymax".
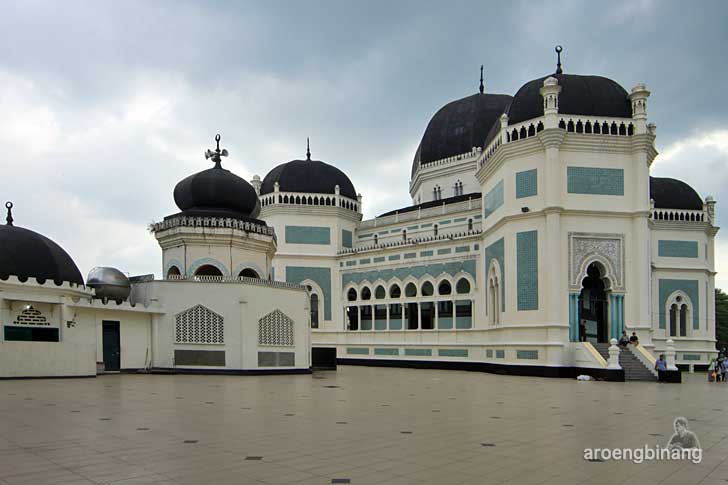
[{"xmin": 0, "ymin": 367, "xmax": 726, "ymax": 485}]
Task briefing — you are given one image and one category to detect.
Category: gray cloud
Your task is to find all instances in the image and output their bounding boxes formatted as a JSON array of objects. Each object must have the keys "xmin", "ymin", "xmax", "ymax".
[{"xmin": 1, "ymin": 0, "xmax": 727, "ymax": 281}]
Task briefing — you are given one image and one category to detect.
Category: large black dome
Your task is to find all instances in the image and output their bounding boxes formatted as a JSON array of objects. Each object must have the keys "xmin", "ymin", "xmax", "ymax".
[
  {"xmin": 0, "ymin": 210, "xmax": 83, "ymax": 285},
  {"xmin": 650, "ymin": 177, "xmax": 703, "ymax": 210},
  {"xmin": 508, "ymin": 73, "xmax": 631, "ymax": 125},
  {"xmin": 174, "ymin": 165, "xmax": 261, "ymax": 219},
  {"xmin": 260, "ymin": 159, "xmax": 357, "ymax": 199},
  {"xmin": 412, "ymin": 93, "xmax": 513, "ymax": 177}
]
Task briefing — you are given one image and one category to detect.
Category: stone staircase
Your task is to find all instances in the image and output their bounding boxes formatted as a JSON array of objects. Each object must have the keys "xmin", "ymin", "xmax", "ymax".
[{"xmin": 592, "ymin": 343, "xmax": 656, "ymax": 381}]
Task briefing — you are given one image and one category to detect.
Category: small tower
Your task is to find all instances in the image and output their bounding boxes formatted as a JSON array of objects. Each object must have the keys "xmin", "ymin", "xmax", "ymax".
[
  {"xmin": 251, "ymin": 175, "xmax": 262, "ymax": 195},
  {"xmin": 629, "ymin": 83, "xmax": 651, "ymax": 134},
  {"xmin": 540, "ymin": 77, "xmax": 562, "ymax": 128}
]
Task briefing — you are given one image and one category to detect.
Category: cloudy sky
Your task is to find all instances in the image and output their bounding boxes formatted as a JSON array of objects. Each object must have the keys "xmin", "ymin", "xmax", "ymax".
[{"xmin": 2, "ymin": 0, "xmax": 728, "ymax": 286}]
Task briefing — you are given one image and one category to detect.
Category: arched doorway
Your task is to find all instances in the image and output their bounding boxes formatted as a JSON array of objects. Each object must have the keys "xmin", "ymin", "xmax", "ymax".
[
  {"xmin": 578, "ymin": 262, "xmax": 609, "ymax": 343},
  {"xmin": 194, "ymin": 265, "xmax": 223, "ymax": 279},
  {"xmin": 166, "ymin": 266, "xmax": 181, "ymax": 279},
  {"xmin": 238, "ymin": 268, "xmax": 260, "ymax": 279}
]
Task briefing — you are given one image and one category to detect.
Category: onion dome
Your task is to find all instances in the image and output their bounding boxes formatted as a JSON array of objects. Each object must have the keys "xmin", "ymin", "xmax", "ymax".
[
  {"xmin": 173, "ymin": 134, "xmax": 261, "ymax": 219},
  {"xmin": 260, "ymin": 140, "xmax": 357, "ymax": 199},
  {"xmin": 650, "ymin": 177, "xmax": 703, "ymax": 210},
  {"xmin": 0, "ymin": 202, "xmax": 83, "ymax": 285},
  {"xmin": 87, "ymin": 267, "xmax": 131, "ymax": 302},
  {"xmin": 507, "ymin": 47, "xmax": 631, "ymax": 125},
  {"xmin": 412, "ymin": 66, "xmax": 512, "ymax": 177}
]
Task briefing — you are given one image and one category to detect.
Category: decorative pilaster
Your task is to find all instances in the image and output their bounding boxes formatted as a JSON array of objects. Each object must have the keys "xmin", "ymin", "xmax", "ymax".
[
  {"xmin": 629, "ymin": 83, "xmax": 650, "ymax": 134},
  {"xmin": 568, "ymin": 293, "xmax": 579, "ymax": 342},
  {"xmin": 665, "ymin": 339, "xmax": 678, "ymax": 370},
  {"xmin": 608, "ymin": 339, "xmax": 621, "ymax": 369}
]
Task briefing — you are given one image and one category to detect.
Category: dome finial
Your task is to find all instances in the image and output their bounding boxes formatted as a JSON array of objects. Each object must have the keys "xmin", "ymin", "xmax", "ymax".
[
  {"xmin": 5, "ymin": 201, "xmax": 13, "ymax": 226},
  {"xmin": 306, "ymin": 137, "xmax": 311, "ymax": 161},
  {"xmin": 555, "ymin": 45, "xmax": 563, "ymax": 74},
  {"xmin": 204, "ymin": 133, "xmax": 229, "ymax": 168},
  {"xmin": 479, "ymin": 65, "xmax": 484, "ymax": 94}
]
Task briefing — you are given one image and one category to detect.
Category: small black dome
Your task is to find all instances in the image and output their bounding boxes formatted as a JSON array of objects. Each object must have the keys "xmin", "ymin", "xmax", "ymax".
[
  {"xmin": 650, "ymin": 177, "xmax": 704, "ymax": 210},
  {"xmin": 174, "ymin": 165, "xmax": 260, "ymax": 219},
  {"xmin": 260, "ymin": 159, "xmax": 357, "ymax": 199},
  {"xmin": 412, "ymin": 93, "xmax": 513, "ymax": 177},
  {"xmin": 508, "ymin": 74, "xmax": 631, "ymax": 125},
  {"xmin": 0, "ymin": 222, "xmax": 83, "ymax": 285}
]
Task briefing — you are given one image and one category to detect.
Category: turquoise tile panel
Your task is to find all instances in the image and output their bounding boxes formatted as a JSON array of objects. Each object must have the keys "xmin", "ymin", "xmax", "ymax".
[
  {"xmin": 455, "ymin": 246, "xmax": 469, "ymax": 253},
  {"xmin": 389, "ymin": 317, "xmax": 402, "ymax": 330},
  {"xmin": 373, "ymin": 256, "xmax": 385, "ymax": 263},
  {"xmin": 359, "ymin": 258, "xmax": 371, "ymax": 265},
  {"xmin": 345, "ymin": 260, "xmax": 356, "ymax": 267},
  {"xmin": 516, "ymin": 230, "xmax": 539, "ymax": 311},
  {"xmin": 484, "ymin": 180, "xmax": 504, "ymax": 218},
  {"xmin": 421, "ymin": 223, "xmax": 433, "ymax": 228},
  {"xmin": 495, "ymin": 349, "xmax": 505, "ymax": 358},
  {"xmin": 359, "ymin": 233, "xmax": 372, "ymax": 239},
  {"xmin": 378, "ymin": 230, "xmax": 389, "ymax": 235},
  {"xmin": 388, "ymin": 254, "xmax": 401, "ymax": 261},
  {"xmin": 342, "ymin": 259, "xmax": 477, "ymax": 287},
  {"xmin": 438, "ymin": 317, "xmax": 453, "ymax": 330},
  {"xmin": 420, "ymin": 250, "xmax": 434, "ymax": 257},
  {"xmin": 453, "ymin": 217, "xmax": 467, "ymax": 223},
  {"xmin": 474, "ymin": 214, "xmax": 483, "ymax": 220},
  {"xmin": 516, "ymin": 350, "xmax": 538, "ymax": 360},
  {"xmin": 486, "ymin": 349, "xmax": 493, "ymax": 358},
  {"xmin": 658, "ymin": 240, "xmax": 699, "ymax": 258},
  {"xmin": 285, "ymin": 225, "xmax": 331, "ymax": 245},
  {"xmin": 286, "ymin": 266, "xmax": 332, "ymax": 320},
  {"xmin": 516, "ymin": 169, "xmax": 538, "ymax": 198},
  {"xmin": 682, "ymin": 354, "xmax": 702, "ymax": 361},
  {"xmin": 342, "ymin": 230, "xmax": 353, "ymax": 248},
  {"xmin": 437, "ymin": 248, "xmax": 452, "ymax": 255},
  {"xmin": 440, "ymin": 220, "xmax": 452, "ymax": 225},
  {"xmin": 474, "ymin": 244, "xmax": 480, "ymax": 250},
  {"xmin": 567, "ymin": 167, "xmax": 624, "ymax": 195},
  {"xmin": 374, "ymin": 348, "xmax": 399, "ymax": 356},
  {"xmin": 347, "ymin": 347, "xmax": 369, "ymax": 355},
  {"xmin": 405, "ymin": 348, "xmax": 432, "ymax": 356},
  {"xmin": 404, "ymin": 252, "xmax": 417, "ymax": 259},
  {"xmin": 407, "ymin": 225, "xmax": 419, "ymax": 230},
  {"xmin": 438, "ymin": 349, "xmax": 468, "ymax": 358},
  {"xmin": 658, "ymin": 279, "xmax": 699, "ymax": 329},
  {"xmin": 485, "ymin": 238, "xmax": 505, "ymax": 311}
]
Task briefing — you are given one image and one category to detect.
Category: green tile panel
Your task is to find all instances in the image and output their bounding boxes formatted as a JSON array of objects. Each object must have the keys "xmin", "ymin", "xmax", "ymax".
[
  {"xmin": 374, "ymin": 348, "xmax": 399, "ymax": 356},
  {"xmin": 285, "ymin": 266, "xmax": 332, "ymax": 320},
  {"xmin": 438, "ymin": 349, "xmax": 468, "ymax": 358},
  {"xmin": 420, "ymin": 251, "xmax": 433, "ymax": 257},
  {"xmin": 342, "ymin": 230, "xmax": 353, "ymax": 248},
  {"xmin": 373, "ymin": 257, "xmax": 385, "ymax": 263},
  {"xmin": 516, "ymin": 350, "xmax": 539, "ymax": 360},
  {"xmin": 347, "ymin": 347, "xmax": 369, "ymax": 355},
  {"xmin": 567, "ymin": 167, "xmax": 624, "ymax": 195},
  {"xmin": 437, "ymin": 248, "xmax": 452, "ymax": 255},
  {"xmin": 658, "ymin": 240, "xmax": 699, "ymax": 258},
  {"xmin": 285, "ymin": 225, "xmax": 331, "ymax": 245},
  {"xmin": 404, "ymin": 252, "xmax": 417, "ymax": 259},
  {"xmin": 516, "ymin": 169, "xmax": 538, "ymax": 198},
  {"xmin": 484, "ymin": 180, "xmax": 504, "ymax": 218},
  {"xmin": 455, "ymin": 246, "xmax": 469, "ymax": 253},
  {"xmin": 404, "ymin": 348, "xmax": 433, "ymax": 356},
  {"xmin": 388, "ymin": 254, "xmax": 401, "ymax": 261},
  {"xmin": 516, "ymin": 230, "xmax": 539, "ymax": 311},
  {"xmin": 658, "ymin": 279, "xmax": 699, "ymax": 329}
]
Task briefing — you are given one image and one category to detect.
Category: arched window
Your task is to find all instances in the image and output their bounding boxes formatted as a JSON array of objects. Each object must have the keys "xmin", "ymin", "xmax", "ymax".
[
  {"xmin": 375, "ymin": 285, "xmax": 386, "ymax": 299},
  {"xmin": 361, "ymin": 287, "xmax": 371, "ymax": 300},
  {"xmin": 434, "ymin": 224, "xmax": 438, "ymax": 237},
  {"xmin": 374, "ymin": 234, "xmax": 378, "ymax": 245},
  {"xmin": 309, "ymin": 292, "xmax": 319, "ymax": 329},
  {"xmin": 238, "ymin": 268, "xmax": 260, "ymax": 279},
  {"xmin": 405, "ymin": 282, "xmax": 417, "ymax": 297},
  {"xmin": 487, "ymin": 262, "xmax": 501, "ymax": 325},
  {"xmin": 403, "ymin": 230, "xmax": 407, "ymax": 241},
  {"xmin": 167, "ymin": 266, "xmax": 181, "ymax": 279},
  {"xmin": 456, "ymin": 278, "xmax": 470, "ymax": 294},
  {"xmin": 389, "ymin": 284, "xmax": 401, "ymax": 298},
  {"xmin": 438, "ymin": 280, "xmax": 452, "ymax": 295},
  {"xmin": 421, "ymin": 281, "xmax": 434, "ymax": 297},
  {"xmin": 667, "ymin": 293, "xmax": 690, "ymax": 337},
  {"xmin": 194, "ymin": 265, "xmax": 223, "ymax": 279},
  {"xmin": 468, "ymin": 219, "xmax": 473, "ymax": 232},
  {"xmin": 347, "ymin": 288, "xmax": 357, "ymax": 301}
]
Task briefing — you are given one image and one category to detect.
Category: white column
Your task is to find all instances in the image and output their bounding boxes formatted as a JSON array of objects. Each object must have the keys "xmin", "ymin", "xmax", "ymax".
[
  {"xmin": 608, "ymin": 339, "xmax": 621, "ymax": 369},
  {"xmin": 665, "ymin": 339, "xmax": 678, "ymax": 371}
]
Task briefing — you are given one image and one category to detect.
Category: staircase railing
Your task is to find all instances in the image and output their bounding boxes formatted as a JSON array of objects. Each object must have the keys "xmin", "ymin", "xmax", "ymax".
[
  {"xmin": 627, "ymin": 344, "xmax": 658, "ymax": 377},
  {"xmin": 582, "ymin": 342, "xmax": 608, "ymax": 367}
]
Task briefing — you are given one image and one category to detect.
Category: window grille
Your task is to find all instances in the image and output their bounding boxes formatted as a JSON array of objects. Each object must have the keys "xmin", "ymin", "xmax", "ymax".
[
  {"xmin": 258, "ymin": 309, "xmax": 295, "ymax": 346},
  {"xmin": 174, "ymin": 304, "xmax": 224, "ymax": 344},
  {"xmin": 13, "ymin": 307, "xmax": 49, "ymax": 326}
]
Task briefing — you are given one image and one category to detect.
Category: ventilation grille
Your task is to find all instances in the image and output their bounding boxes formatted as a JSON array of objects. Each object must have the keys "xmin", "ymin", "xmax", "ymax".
[
  {"xmin": 13, "ymin": 307, "xmax": 49, "ymax": 326},
  {"xmin": 258, "ymin": 309, "xmax": 294, "ymax": 346},
  {"xmin": 175, "ymin": 305, "xmax": 224, "ymax": 344}
]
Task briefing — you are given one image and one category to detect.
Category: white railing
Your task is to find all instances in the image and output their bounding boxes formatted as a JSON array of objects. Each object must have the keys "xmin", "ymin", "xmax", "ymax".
[
  {"xmin": 164, "ymin": 275, "xmax": 305, "ymax": 290},
  {"xmin": 479, "ymin": 114, "xmax": 636, "ymax": 169},
  {"xmin": 259, "ymin": 191, "xmax": 360, "ymax": 214},
  {"xmin": 360, "ymin": 197, "xmax": 481, "ymax": 230},
  {"xmin": 150, "ymin": 215, "xmax": 275, "ymax": 238},
  {"xmin": 411, "ymin": 148, "xmax": 481, "ymax": 181},
  {"xmin": 651, "ymin": 208, "xmax": 706, "ymax": 223},
  {"xmin": 338, "ymin": 229, "xmax": 482, "ymax": 255}
]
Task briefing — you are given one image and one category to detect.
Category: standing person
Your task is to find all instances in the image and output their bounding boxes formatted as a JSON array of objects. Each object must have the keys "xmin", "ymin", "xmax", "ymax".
[
  {"xmin": 714, "ymin": 357, "xmax": 722, "ymax": 383},
  {"xmin": 722, "ymin": 356, "xmax": 728, "ymax": 383},
  {"xmin": 655, "ymin": 354, "xmax": 667, "ymax": 382},
  {"xmin": 579, "ymin": 319, "xmax": 587, "ymax": 342}
]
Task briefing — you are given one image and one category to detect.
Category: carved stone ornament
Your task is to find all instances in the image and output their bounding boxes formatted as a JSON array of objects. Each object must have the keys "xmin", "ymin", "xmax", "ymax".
[{"xmin": 568, "ymin": 232, "xmax": 624, "ymax": 291}]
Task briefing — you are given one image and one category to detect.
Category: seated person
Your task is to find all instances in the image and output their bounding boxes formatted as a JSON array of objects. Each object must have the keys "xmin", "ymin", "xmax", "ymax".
[
  {"xmin": 618, "ymin": 331, "xmax": 629, "ymax": 348},
  {"xmin": 629, "ymin": 332, "xmax": 639, "ymax": 345}
]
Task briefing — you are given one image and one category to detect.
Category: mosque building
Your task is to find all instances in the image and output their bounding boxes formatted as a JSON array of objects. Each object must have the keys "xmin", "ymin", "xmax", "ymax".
[{"xmin": 0, "ymin": 49, "xmax": 717, "ymax": 381}]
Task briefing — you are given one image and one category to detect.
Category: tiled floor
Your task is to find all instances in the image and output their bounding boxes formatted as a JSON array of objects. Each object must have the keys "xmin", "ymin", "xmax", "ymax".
[{"xmin": 0, "ymin": 367, "xmax": 726, "ymax": 484}]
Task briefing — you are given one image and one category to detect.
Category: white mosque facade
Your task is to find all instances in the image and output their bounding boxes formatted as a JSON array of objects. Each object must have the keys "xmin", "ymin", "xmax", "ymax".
[{"xmin": 0, "ymin": 54, "xmax": 718, "ymax": 381}]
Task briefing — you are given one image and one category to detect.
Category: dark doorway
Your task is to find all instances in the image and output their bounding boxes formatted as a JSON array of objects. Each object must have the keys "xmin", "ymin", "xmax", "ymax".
[
  {"xmin": 578, "ymin": 263, "xmax": 608, "ymax": 343},
  {"xmin": 102, "ymin": 321, "xmax": 121, "ymax": 372}
]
